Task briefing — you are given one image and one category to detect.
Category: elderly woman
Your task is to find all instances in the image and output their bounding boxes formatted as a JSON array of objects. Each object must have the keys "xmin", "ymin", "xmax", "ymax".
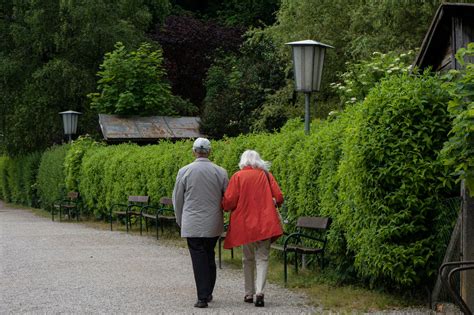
[{"xmin": 222, "ymin": 150, "xmax": 284, "ymax": 307}]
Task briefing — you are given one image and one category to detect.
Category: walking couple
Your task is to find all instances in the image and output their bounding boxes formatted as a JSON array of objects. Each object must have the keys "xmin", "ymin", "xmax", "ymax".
[{"xmin": 172, "ymin": 137, "xmax": 284, "ymax": 308}]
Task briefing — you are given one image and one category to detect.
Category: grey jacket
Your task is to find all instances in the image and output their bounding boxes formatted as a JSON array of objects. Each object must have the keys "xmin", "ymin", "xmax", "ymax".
[{"xmin": 172, "ymin": 158, "xmax": 229, "ymax": 237}]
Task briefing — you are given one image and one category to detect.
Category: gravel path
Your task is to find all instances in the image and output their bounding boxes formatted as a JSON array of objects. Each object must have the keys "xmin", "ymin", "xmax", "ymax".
[{"xmin": 0, "ymin": 202, "xmax": 316, "ymax": 314}]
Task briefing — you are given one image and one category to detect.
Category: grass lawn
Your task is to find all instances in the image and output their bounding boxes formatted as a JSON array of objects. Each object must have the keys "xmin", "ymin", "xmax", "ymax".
[{"xmin": 23, "ymin": 204, "xmax": 428, "ymax": 313}]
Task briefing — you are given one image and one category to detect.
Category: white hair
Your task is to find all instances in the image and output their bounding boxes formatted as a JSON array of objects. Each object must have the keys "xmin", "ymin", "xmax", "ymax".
[{"xmin": 238, "ymin": 150, "xmax": 271, "ymax": 171}]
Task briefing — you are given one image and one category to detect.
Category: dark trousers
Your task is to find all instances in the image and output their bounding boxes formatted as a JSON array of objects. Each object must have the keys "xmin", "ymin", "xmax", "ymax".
[{"xmin": 187, "ymin": 236, "xmax": 219, "ymax": 301}]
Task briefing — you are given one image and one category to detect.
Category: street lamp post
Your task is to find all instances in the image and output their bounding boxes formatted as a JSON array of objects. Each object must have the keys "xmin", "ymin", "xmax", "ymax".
[
  {"xmin": 59, "ymin": 110, "xmax": 82, "ymax": 142},
  {"xmin": 286, "ymin": 40, "xmax": 333, "ymax": 135}
]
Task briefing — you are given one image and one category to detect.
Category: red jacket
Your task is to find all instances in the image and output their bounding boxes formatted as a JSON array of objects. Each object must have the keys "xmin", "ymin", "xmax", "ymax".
[{"xmin": 222, "ymin": 167, "xmax": 284, "ymax": 249}]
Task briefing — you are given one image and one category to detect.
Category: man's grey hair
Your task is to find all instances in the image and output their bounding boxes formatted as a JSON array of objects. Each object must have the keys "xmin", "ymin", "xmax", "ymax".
[
  {"xmin": 193, "ymin": 147, "xmax": 210, "ymax": 155},
  {"xmin": 238, "ymin": 150, "xmax": 270, "ymax": 171}
]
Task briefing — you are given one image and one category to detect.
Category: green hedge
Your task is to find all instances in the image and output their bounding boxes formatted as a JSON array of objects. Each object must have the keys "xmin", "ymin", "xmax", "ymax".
[
  {"xmin": 36, "ymin": 144, "xmax": 70, "ymax": 211},
  {"xmin": 0, "ymin": 153, "xmax": 41, "ymax": 206},
  {"xmin": 0, "ymin": 71, "xmax": 459, "ymax": 289},
  {"xmin": 336, "ymin": 72, "xmax": 456, "ymax": 287}
]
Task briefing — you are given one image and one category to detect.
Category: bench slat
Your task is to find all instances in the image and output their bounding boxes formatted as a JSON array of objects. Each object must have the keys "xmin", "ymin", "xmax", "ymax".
[
  {"xmin": 128, "ymin": 196, "xmax": 149, "ymax": 203},
  {"xmin": 296, "ymin": 216, "xmax": 331, "ymax": 230}
]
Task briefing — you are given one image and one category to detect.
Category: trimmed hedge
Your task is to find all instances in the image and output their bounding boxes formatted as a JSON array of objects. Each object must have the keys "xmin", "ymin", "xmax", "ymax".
[
  {"xmin": 336, "ymin": 72, "xmax": 456, "ymax": 286},
  {"xmin": 0, "ymin": 71, "xmax": 459, "ymax": 289},
  {"xmin": 37, "ymin": 144, "xmax": 70, "ymax": 211},
  {"xmin": 0, "ymin": 152, "xmax": 41, "ymax": 206}
]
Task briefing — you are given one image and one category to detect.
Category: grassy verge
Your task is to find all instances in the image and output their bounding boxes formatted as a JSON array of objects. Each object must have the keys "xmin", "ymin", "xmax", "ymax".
[{"xmin": 218, "ymin": 246, "xmax": 427, "ymax": 313}]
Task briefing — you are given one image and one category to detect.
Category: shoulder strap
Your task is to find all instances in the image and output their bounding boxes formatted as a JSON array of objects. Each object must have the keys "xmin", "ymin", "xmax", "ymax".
[{"xmin": 264, "ymin": 170, "xmax": 274, "ymax": 196}]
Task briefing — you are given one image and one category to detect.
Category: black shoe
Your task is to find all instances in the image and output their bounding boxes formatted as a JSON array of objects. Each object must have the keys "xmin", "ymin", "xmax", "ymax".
[
  {"xmin": 194, "ymin": 300, "xmax": 208, "ymax": 308},
  {"xmin": 244, "ymin": 295, "xmax": 253, "ymax": 303},
  {"xmin": 255, "ymin": 294, "xmax": 264, "ymax": 307},
  {"xmin": 207, "ymin": 294, "xmax": 213, "ymax": 303}
]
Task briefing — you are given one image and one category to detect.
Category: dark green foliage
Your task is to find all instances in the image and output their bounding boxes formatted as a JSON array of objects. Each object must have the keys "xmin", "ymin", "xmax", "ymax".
[
  {"xmin": 254, "ymin": 0, "xmax": 442, "ymax": 121},
  {"xmin": 171, "ymin": 0, "xmax": 280, "ymax": 28},
  {"xmin": 267, "ymin": 0, "xmax": 440, "ymax": 92},
  {"xmin": 0, "ymin": 152, "xmax": 41, "ymax": 206},
  {"xmin": 211, "ymin": 0, "xmax": 280, "ymax": 27},
  {"xmin": 441, "ymin": 43, "xmax": 474, "ymax": 195},
  {"xmin": 200, "ymin": 35, "xmax": 286, "ymax": 137},
  {"xmin": 0, "ymin": 0, "xmax": 170, "ymax": 155},
  {"xmin": 37, "ymin": 145, "xmax": 70, "ymax": 211}
]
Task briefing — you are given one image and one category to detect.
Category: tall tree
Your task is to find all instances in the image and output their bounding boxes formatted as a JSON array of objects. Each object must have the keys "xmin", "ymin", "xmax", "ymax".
[
  {"xmin": 0, "ymin": 0, "xmax": 170, "ymax": 155},
  {"xmin": 149, "ymin": 15, "xmax": 244, "ymax": 109}
]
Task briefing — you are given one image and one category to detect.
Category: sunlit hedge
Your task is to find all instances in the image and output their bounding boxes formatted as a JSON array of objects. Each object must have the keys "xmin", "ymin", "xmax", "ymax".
[{"xmin": 37, "ymin": 145, "xmax": 70, "ymax": 211}]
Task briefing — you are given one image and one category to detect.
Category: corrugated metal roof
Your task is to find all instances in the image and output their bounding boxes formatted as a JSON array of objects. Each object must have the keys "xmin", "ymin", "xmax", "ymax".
[{"xmin": 99, "ymin": 114, "xmax": 204, "ymax": 141}]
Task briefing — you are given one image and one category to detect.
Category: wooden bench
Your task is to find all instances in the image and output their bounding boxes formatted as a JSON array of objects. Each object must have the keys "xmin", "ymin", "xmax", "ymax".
[
  {"xmin": 282, "ymin": 216, "xmax": 332, "ymax": 283},
  {"xmin": 140, "ymin": 197, "xmax": 176, "ymax": 239},
  {"xmin": 157, "ymin": 197, "xmax": 177, "ymax": 234},
  {"xmin": 52, "ymin": 192, "xmax": 80, "ymax": 222},
  {"xmin": 109, "ymin": 196, "xmax": 149, "ymax": 233}
]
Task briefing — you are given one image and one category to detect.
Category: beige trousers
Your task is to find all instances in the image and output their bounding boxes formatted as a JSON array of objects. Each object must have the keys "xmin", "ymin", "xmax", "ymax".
[{"xmin": 242, "ymin": 239, "xmax": 271, "ymax": 296}]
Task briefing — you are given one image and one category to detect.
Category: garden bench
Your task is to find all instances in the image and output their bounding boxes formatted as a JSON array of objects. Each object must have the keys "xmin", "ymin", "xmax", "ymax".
[
  {"xmin": 109, "ymin": 195, "xmax": 149, "ymax": 233},
  {"xmin": 157, "ymin": 197, "xmax": 176, "ymax": 233},
  {"xmin": 140, "ymin": 197, "xmax": 176, "ymax": 239},
  {"xmin": 282, "ymin": 216, "xmax": 332, "ymax": 283},
  {"xmin": 52, "ymin": 191, "xmax": 80, "ymax": 222}
]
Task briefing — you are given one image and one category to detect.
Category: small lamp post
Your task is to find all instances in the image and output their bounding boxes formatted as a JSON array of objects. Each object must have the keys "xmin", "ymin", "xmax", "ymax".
[
  {"xmin": 59, "ymin": 110, "xmax": 82, "ymax": 142},
  {"xmin": 286, "ymin": 40, "xmax": 333, "ymax": 135}
]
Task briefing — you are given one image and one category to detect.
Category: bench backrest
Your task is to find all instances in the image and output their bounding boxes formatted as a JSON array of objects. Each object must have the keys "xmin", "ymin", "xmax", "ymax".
[
  {"xmin": 128, "ymin": 195, "xmax": 150, "ymax": 204},
  {"xmin": 159, "ymin": 197, "xmax": 172, "ymax": 206},
  {"xmin": 67, "ymin": 191, "xmax": 79, "ymax": 200},
  {"xmin": 296, "ymin": 216, "xmax": 331, "ymax": 231}
]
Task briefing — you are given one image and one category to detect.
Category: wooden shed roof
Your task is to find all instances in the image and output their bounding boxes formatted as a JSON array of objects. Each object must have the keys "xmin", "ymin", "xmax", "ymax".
[
  {"xmin": 99, "ymin": 114, "xmax": 204, "ymax": 142},
  {"xmin": 414, "ymin": 3, "xmax": 474, "ymax": 71}
]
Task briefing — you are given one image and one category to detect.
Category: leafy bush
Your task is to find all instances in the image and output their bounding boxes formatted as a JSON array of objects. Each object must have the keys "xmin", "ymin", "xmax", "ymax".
[
  {"xmin": 337, "ymin": 71, "xmax": 456, "ymax": 287},
  {"xmin": 330, "ymin": 50, "xmax": 415, "ymax": 107},
  {"xmin": 441, "ymin": 43, "xmax": 474, "ymax": 195},
  {"xmin": 200, "ymin": 35, "xmax": 286, "ymax": 137},
  {"xmin": 37, "ymin": 145, "xmax": 70, "ymax": 211},
  {"xmin": 88, "ymin": 42, "xmax": 189, "ymax": 116}
]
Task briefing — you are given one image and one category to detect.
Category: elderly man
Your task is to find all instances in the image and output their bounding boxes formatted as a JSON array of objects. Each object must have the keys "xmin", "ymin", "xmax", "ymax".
[{"xmin": 172, "ymin": 137, "xmax": 229, "ymax": 308}]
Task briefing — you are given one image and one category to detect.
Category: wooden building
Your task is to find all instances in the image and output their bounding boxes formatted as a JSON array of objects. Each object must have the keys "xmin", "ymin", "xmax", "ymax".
[{"xmin": 414, "ymin": 3, "xmax": 474, "ymax": 71}]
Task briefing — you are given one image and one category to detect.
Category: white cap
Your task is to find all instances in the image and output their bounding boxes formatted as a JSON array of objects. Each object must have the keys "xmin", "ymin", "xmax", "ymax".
[{"xmin": 193, "ymin": 137, "xmax": 211, "ymax": 152}]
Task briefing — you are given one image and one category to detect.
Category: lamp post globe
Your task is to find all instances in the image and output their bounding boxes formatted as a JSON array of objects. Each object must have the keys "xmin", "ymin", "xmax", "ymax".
[
  {"xmin": 286, "ymin": 40, "xmax": 333, "ymax": 135},
  {"xmin": 59, "ymin": 110, "xmax": 82, "ymax": 142}
]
